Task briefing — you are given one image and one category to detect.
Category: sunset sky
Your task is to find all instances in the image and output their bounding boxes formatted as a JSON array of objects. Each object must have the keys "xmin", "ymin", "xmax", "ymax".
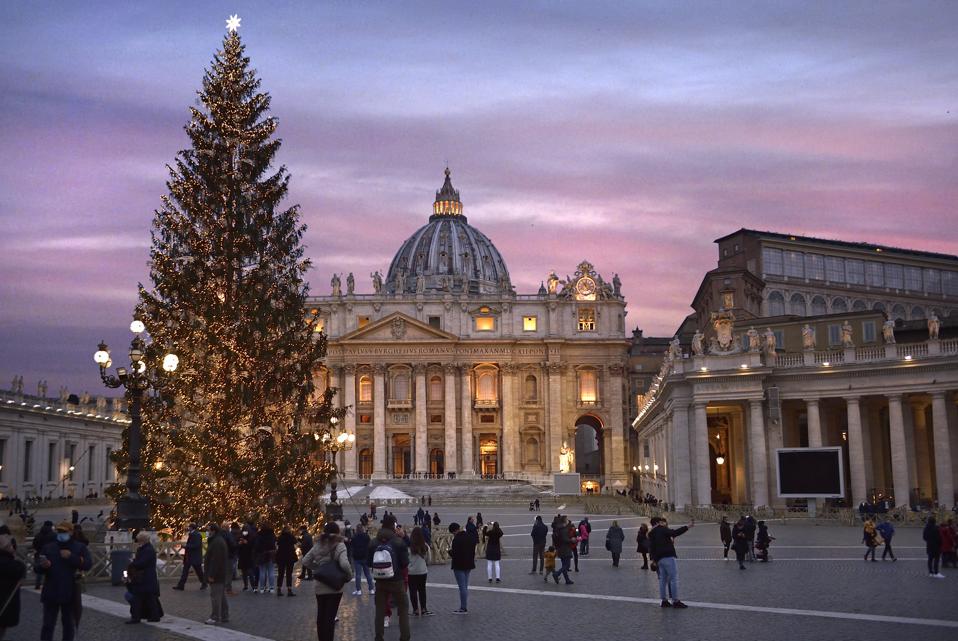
[{"xmin": 1, "ymin": 1, "xmax": 956, "ymax": 394}]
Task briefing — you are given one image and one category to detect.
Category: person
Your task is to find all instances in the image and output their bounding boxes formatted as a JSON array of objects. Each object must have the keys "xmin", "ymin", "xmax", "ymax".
[
  {"xmin": 731, "ymin": 516, "xmax": 749, "ymax": 570},
  {"xmin": 744, "ymin": 515, "xmax": 757, "ymax": 562},
  {"xmin": 543, "ymin": 545, "xmax": 557, "ymax": 582},
  {"xmin": 476, "ymin": 512, "xmax": 483, "ymax": 528},
  {"xmin": 636, "ymin": 523, "xmax": 650, "ymax": 569},
  {"xmin": 755, "ymin": 521, "xmax": 774, "ymax": 562},
  {"xmin": 70, "ymin": 524, "xmax": 91, "ymax": 636},
  {"xmin": 37, "ymin": 520, "xmax": 91, "ymax": 641},
  {"xmin": 173, "ymin": 523, "xmax": 208, "ymax": 591},
  {"xmin": 423, "ymin": 511, "xmax": 431, "ymax": 527},
  {"xmin": 350, "ymin": 524, "xmax": 374, "ymax": 596},
  {"xmin": 415, "ymin": 507, "xmax": 425, "ymax": 527},
  {"xmin": 32, "ymin": 520, "xmax": 55, "ymax": 589},
  {"xmin": 924, "ymin": 516, "xmax": 944, "ymax": 578},
  {"xmin": 567, "ymin": 518, "xmax": 580, "ymax": 572},
  {"xmin": 551, "ymin": 516, "xmax": 574, "ymax": 585},
  {"xmin": 302, "ymin": 521, "xmax": 353, "ymax": 641},
  {"xmin": 427, "ymin": 495, "xmax": 432, "ymax": 506},
  {"xmin": 255, "ymin": 524, "xmax": 277, "ymax": 593},
  {"xmin": 862, "ymin": 519, "xmax": 879, "ymax": 562},
  {"xmin": 485, "ymin": 521, "xmax": 503, "ymax": 583},
  {"xmin": 719, "ymin": 517, "xmax": 732, "ymax": 561},
  {"xmin": 530, "ymin": 515, "xmax": 548, "ymax": 575},
  {"xmin": 534, "ymin": 498, "xmax": 540, "ymax": 512},
  {"xmin": 407, "ymin": 526, "xmax": 433, "ymax": 616},
  {"xmin": 465, "ymin": 516, "xmax": 479, "ymax": 544},
  {"xmin": 226, "ymin": 523, "xmax": 241, "ymax": 592},
  {"xmin": 0, "ymin": 533, "xmax": 25, "ymax": 639},
  {"xmin": 875, "ymin": 518, "xmax": 896, "ymax": 561},
  {"xmin": 204, "ymin": 523, "xmax": 230, "ymax": 625},
  {"xmin": 940, "ymin": 519, "xmax": 956, "ymax": 568},
  {"xmin": 432, "ymin": 512, "xmax": 440, "ymax": 527},
  {"xmin": 368, "ymin": 516, "xmax": 410, "ymax": 641},
  {"xmin": 606, "ymin": 520, "xmax": 625, "ymax": 567},
  {"xmin": 448, "ymin": 522, "xmax": 476, "ymax": 614},
  {"xmin": 125, "ymin": 531, "xmax": 163, "ymax": 624},
  {"xmin": 299, "ymin": 526, "xmax": 315, "ymax": 580},
  {"xmin": 238, "ymin": 525, "xmax": 258, "ymax": 592},
  {"xmin": 578, "ymin": 518, "xmax": 592, "ymax": 556},
  {"xmin": 648, "ymin": 515, "xmax": 694, "ymax": 608},
  {"xmin": 276, "ymin": 526, "xmax": 298, "ymax": 596}
]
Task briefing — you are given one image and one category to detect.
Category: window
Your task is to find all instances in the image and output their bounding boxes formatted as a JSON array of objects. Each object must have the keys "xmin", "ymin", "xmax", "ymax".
[
  {"xmin": 773, "ymin": 330, "xmax": 785, "ymax": 350},
  {"xmin": 428, "ymin": 316, "xmax": 441, "ymax": 329},
  {"xmin": 480, "ymin": 414, "xmax": 496, "ymax": 423},
  {"xmin": 866, "ymin": 262, "xmax": 884, "ymax": 287},
  {"xmin": 359, "ymin": 414, "xmax": 372, "ymax": 424},
  {"xmin": 87, "ymin": 445, "xmax": 95, "ymax": 481},
  {"xmin": 872, "ymin": 302, "xmax": 885, "ymax": 313},
  {"xmin": 475, "ymin": 316, "xmax": 495, "ymax": 331},
  {"xmin": 105, "ymin": 447, "xmax": 114, "ymax": 481},
  {"xmin": 862, "ymin": 321, "xmax": 877, "ymax": 343},
  {"xmin": 767, "ymin": 291, "xmax": 785, "ymax": 316},
  {"xmin": 359, "ymin": 449, "xmax": 373, "ymax": 477},
  {"xmin": 578, "ymin": 369, "xmax": 598, "ymax": 403},
  {"xmin": 429, "ymin": 375, "xmax": 443, "ymax": 402},
  {"xmin": 390, "ymin": 372, "xmax": 410, "ymax": 401},
  {"xmin": 525, "ymin": 437, "xmax": 540, "ymax": 465},
  {"xmin": 831, "ymin": 298, "xmax": 847, "ymax": 313},
  {"xmin": 891, "ymin": 304, "xmax": 906, "ymax": 321},
  {"xmin": 577, "ymin": 308, "xmax": 596, "ymax": 331},
  {"xmin": 789, "ymin": 293, "xmax": 806, "ymax": 316},
  {"xmin": 825, "ymin": 256, "xmax": 845, "ymax": 283},
  {"xmin": 911, "ymin": 306, "xmax": 926, "ymax": 320},
  {"xmin": 47, "ymin": 443, "xmax": 57, "ymax": 482},
  {"xmin": 23, "ymin": 441, "xmax": 32, "ymax": 482},
  {"xmin": 476, "ymin": 371, "xmax": 498, "ymax": 401},
  {"xmin": 785, "ymin": 251, "xmax": 804, "ymax": 278},
  {"xmin": 904, "ymin": 266, "xmax": 922, "ymax": 291},
  {"xmin": 924, "ymin": 269, "xmax": 941, "ymax": 294},
  {"xmin": 828, "ymin": 324, "xmax": 842, "ymax": 346},
  {"xmin": 942, "ymin": 271, "xmax": 958, "ymax": 296},
  {"xmin": 811, "ymin": 296, "xmax": 827, "ymax": 316},
  {"xmin": 524, "ymin": 374, "xmax": 538, "ymax": 401},
  {"xmin": 357, "ymin": 316, "xmax": 370, "ymax": 329},
  {"xmin": 885, "ymin": 264, "xmax": 904, "ymax": 289},
  {"xmin": 763, "ymin": 247, "xmax": 784, "ymax": 275},
  {"xmin": 805, "ymin": 254, "xmax": 825, "ymax": 280},
  {"xmin": 852, "ymin": 299, "xmax": 867, "ymax": 311},
  {"xmin": 358, "ymin": 375, "xmax": 373, "ymax": 403},
  {"xmin": 845, "ymin": 260, "xmax": 865, "ymax": 285},
  {"xmin": 523, "ymin": 316, "xmax": 537, "ymax": 331}
]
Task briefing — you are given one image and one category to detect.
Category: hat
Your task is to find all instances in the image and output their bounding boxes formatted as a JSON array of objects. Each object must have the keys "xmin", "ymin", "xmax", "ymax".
[{"xmin": 55, "ymin": 521, "xmax": 73, "ymax": 532}]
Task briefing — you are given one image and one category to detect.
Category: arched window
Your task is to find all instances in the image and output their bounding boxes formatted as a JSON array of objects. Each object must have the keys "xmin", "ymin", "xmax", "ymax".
[
  {"xmin": 891, "ymin": 304, "xmax": 906, "ymax": 321},
  {"xmin": 524, "ymin": 374, "xmax": 538, "ymax": 402},
  {"xmin": 578, "ymin": 369, "xmax": 598, "ymax": 404},
  {"xmin": 811, "ymin": 296, "xmax": 827, "ymax": 316},
  {"xmin": 391, "ymin": 371, "xmax": 410, "ymax": 401},
  {"xmin": 852, "ymin": 300, "xmax": 867, "ymax": 312},
  {"xmin": 911, "ymin": 306, "xmax": 926, "ymax": 320},
  {"xmin": 872, "ymin": 302, "xmax": 886, "ymax": 313},
  {"xmin": 476, "ymin": 371, "xmax": 498, "ymax": 401},
  {"xmin": 525, "ymin": 437, "xmax": 540, "ymax": 465},
  {"xmin": 429, "ymin": 375, "xmax": 443, "ymax": 402},
  {"xmin": 789, "ymin": 293, "xmax": 806, "ymax": 316},
  {"xmin": 830, "ymin": 298, "xmax": 848, "ymax": 313},
  {"xmin": 359, "ymin": 448, "xmax": 373, "ymax": 477},
  {"xmin": 358, "ymin": 375, "xmax": 373, "ymax": 403},
  {"xmin": 767, "ymin": 291, "xmax": 785, "ymax": 316}
]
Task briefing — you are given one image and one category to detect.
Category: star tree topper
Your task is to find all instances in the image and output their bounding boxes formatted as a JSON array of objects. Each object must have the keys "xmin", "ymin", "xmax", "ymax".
[{"xmin": 226, "ymin": 14, "xmax": 242, "ymax": 33}]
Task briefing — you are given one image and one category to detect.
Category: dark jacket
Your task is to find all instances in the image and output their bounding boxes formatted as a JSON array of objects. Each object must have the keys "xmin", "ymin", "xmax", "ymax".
[
  {"xmin": 300, "ymin": 531, "xmax": 314, "ymax": 555},
  {"xmin": 255, "ymin": 527, "xmax": 277, "ymax": 564},
  {"xmin": 449, "ymin": 530, "xmax": 477, "ymax": 571},
  {"xmin": 0, "ymin": 550, "xmax": 25, "ymax": 626},
  {"xmin": 554, "ymin": 523, "xmax": 574, "ymax": 559},
  {"xmin": 466, "ymin": 521, "xmax": 479, "ymax": 543},
  {"xmin": 531, "ymin": 519, "xmax": 548, "ymax": 546},
  {"xmin": 38, "ymin": 538, "xmax": 91, "ymax": 604},
  {"xmin": 238, "ymin": 530, "xmax": 256, "ymax": 570},
  {"xmin": 32, "ymin": 524, "xmax": 55, "ymax": 555},
  {"xmin": 484, "ymin": 527, "xmax": 503, "ymax": 561},
  {"xmin": 606, "ymin": 525, "xmax": 625, "ymax": 554},
  {"xmin": 276, "ymin": 531, "xmax": 298, "ymax": 564},
  {"xmin": 636, "ymin": 528, "xmax": 649, "ymax": 553},
  {"xmin": 731, "ymin": 523, "xmax": 750, "ymax": 553},
  {"xmin": 183, "ymin": 529, "xmax": 203, "ymax": 565},
  {"xmin": 351, "ymin": 530, "xmax": 371, "ymax": 563},
  {"xmin": 923, "ymin": 521, "xmax": 942, "ymax": 552},
  {"xmin": 204, "ymin": 533, "xmax": 230, "ymax": 583},
  {"xmin": 720, "ymin": 521, "xmax": 732, "ymax": 544},
  {"xmin": 647, "ymin": 524, "xmax": 689, "ymax": 561},
  {"xmin": 128, "ymin": 542, "xmax": 160, "ymax": 596},
  {"xmin": 744, "ymin": 517, "xmax": 756, "ymax": 542},
  {"xmin": 367, "ymin": 527, "xmax": 409, "ymax": 581}
]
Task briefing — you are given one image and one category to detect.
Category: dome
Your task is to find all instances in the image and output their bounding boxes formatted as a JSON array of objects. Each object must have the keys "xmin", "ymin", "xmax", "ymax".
[{"xmin": 385, "ymin": 169, "xmax": 512, "ymax": 296}]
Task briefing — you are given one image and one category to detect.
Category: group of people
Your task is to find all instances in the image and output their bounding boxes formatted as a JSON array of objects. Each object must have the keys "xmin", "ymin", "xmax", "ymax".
[
  {"xmin": 718, "ymin": 515, "xmax": 774, "ymax": 569},
  {"xmin": 920, "ymin": 516, "xmax": 957, "ymax": 578}
]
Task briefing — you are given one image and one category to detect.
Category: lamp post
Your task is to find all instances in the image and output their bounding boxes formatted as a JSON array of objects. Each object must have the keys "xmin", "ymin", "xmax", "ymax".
[
  {"xmin": 94, "ymin": 319, "xmax": 178, "ymax": 530},
  {"xmin": 318, "ymin": 416, "xmax": 355, "ymax": 522}
]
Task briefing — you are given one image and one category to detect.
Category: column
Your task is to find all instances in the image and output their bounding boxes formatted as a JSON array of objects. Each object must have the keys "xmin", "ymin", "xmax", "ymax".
[
  {"xmin": 846, "ymin": 397, "xmax": 866, "ymax": 505},
  {"xmin": 443, "ymin": 363, "xmax": 459, "ymax": 476},
  {"xmin": 501, "ymin": 364, "xmax": 516, "ymax": 476},
  {"xmin": 911, "ymin": 401, "xmax": 933, "ymax": 500},
  {"xmin": 372, "ymin": 365, "xmax": 386, "ymax": 479},
  {"xmin": 460, "ymin": 365, "xmax": 475, "ymax": 477},
  {"xmin": 806, "ymin": 398, "xmax": 822, "ymax": 448},
  {"xmin": 671, "ymin": 401, "xmax": 692, "ymax": 509},
  {"xmin": 607, "ymin": 364, "xmax": 627, "ymax": 482},
  {"xmin": 931, "ymin": 392, "xmax": 955, "ymax": 508},
  {"xmin": 886, "ymin": 394, "xmax": 910, "ymax": 508},
  {"xmin": 335, "ymin": 367, "xmax": 353, "ymax": 478},
  {"xmin": 692, "ymin": 402, "xmax": 711, "ymax": 506},
  {"xmin": 748, "ymin": 399, "xmax": 769, "ymax": 508},
  {"xmin": 414, "ymin": 365, "xmax": 428, "ymax": 474},
  {"xmin": 547, "ymin": 362, "xmax": 564, "ymax": 473},
  {"xmin": 902, "ymin": 398, "xmax": 919, "ymax": 492}
]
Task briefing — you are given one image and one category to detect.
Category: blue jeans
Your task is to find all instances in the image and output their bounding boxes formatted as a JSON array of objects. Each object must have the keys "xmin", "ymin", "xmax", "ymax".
[
  {"xmin": 552, "ymin": 555, "xmax": 572, "ymax": 583},
  {"xmin": 453, "ymin": 569, "xmax": 470, "ymax": 610},
  {"xmin": 657, "ymin": 556, "xmax": 678, "ymax": 601},
  {"xmin": 354, "ymin": 561, "xmax": 374, "ymax": 591},
  {"xmin": 258, "ymin": 561, "xmax": 275, "ymax": 590}
]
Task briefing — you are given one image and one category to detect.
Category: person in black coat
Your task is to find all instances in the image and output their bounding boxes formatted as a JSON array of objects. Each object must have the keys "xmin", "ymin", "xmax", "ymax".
[
  {"xmin": 32, "ymin": 520, "xmax": 55, "ymax": 589},
  {"xmin": 297, "ymin": 526, "xmax": 314, "ymax": 581},
  {"xmin": 636, "ymin": 523, "xmax": 651, "ymax": 570},
  {"xmin": 924, "ymin": 516, "xmax": 943, "ymax": 577},
  {"xmin": 255, "ymin": 524, "xmax": 278, "ymax": 593},
  {"xmin": 648, "ymin": 516, "xmax": 694, "ymax": 608},
  {"xmin": 126, "ymin": 532, "xmax": 163, "ymax": 624},
  {"xmin": 448, "ymin": 523, "xmax": 476, "ymax": 613},
  {"xmin": 530, "ymin": 516, "xmax": 548, "ymax": 575},
  {"xmin": 275, "ymin": 526, "xmax": 298, "ymax": 596},
  {"xmin": 37, "ymin": 521, "xmax": 92, "ymax": 641},
  {"xmin": 484, "ymin": 522, "xmax": 504, "ymax": 583},
  {"xmin": 743, "ymin": 516, "xmax": 757, "ymax": 562},
  {"xmin": 0, "ymin": 534, "xmax": 25, "ymax": 639},
  {"xmin": 237, "ymin": 525, "xmax": 258, "ymax": 591},
  {"xmin": 731, "ymin": 517, "xmax": 750, "ymax": 570},
  {"xmin": 173, "ymin": 523, "xmax": 207, "ymax": 590}
]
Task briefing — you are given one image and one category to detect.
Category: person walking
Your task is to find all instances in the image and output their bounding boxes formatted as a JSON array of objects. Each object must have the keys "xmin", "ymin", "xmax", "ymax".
[
  {"xmin": 485, "ymin": 521, "xmax": 503, "ymax": 583},
  {"xmin": 731, "ymin": 517, "xmax": 749, "ymax": 570},
  {"xmin": 449, "ymin": 522, "xmax": 476, "ymax": 614},
  {"xmin": 476, "ymin": 512, "xmax": 483, "ymax": 528},
  {"xmin": 543, "ymin": 546, "xmax": 557, "ymax": 582},
  {"xmin": 862, "ymin": 519, "xmax": 879, "ymax": 562},
  {"xmin": 369, "ymin": 516, "xmax": 410, "ymax": 641},
  {"xmin": 350, "ymin": 525, "xmax": 374, "ymax": 596},
  {"xmin": 568, "ymin": 519, "xmax": 581, "ymax": 572},
  {"xmin": 407, "ymin": 527, "xmax": 433, "ymax": 616},
  {"xmin": 204, "ymin": 523, "xmax": 230, "ymax": 625},
  {"xmin": 36, "ymin": 521, "xmax": 91, "ymax": 641},
  {"xmin": 756, "ymin": 521, "xmax": 774, "ymax": 562},
  {"xmin": 255, "ymin": 524, "xmax": 277, "ymax": 593},
  {"xmin": 876, "ymin": 518, "xmax": 896, "ymax": 561},
  {"xmin": 719, "ymin": 517, "xmax": 732, "ymax": 561},
  {"xmin": 606, "ymin": 520, "xmax": 625, "ymax": 567},
  {"xmin": 276, "ymin": 526, "xmax": 298, "ymax": 597},
  {"xmin": 744, "ymin": 516, "xmax": 757, "ymax": 563},
  {"xmin": 550, "ymin": 516, "xmax": 574, "ymax": 585},
  {"xmin": 302, "ymin": 521, "xmax": 353, "ymax": 641},
  {"xmin": 0, "ymin": 533, "xmax": 25, "ymax": 639},
  {"xmin": 432, "ymin": 512, "xmax": 441, "ymax": 527},
  {"xmin": 940, "ymin": 519, "xmax": 956, "ymax": 568},
  {"xmin": 173, "ymin": 523, "xmax": 208, "ymax": 591},
  {"xmin": 924, "ymin": 516, "xmax": 944, "ymax": 578},
  {"xmin": 125, "ymin": 531, "xmax": 163, "ymax": 624},
  {"xmin": 636, "ymin": 523, "xmax": 650, "ymax": 570},
  {"xmin": 648, "ymin": 516, "xmax": 694, "ymax": 608},
  {"xmin": 299, "ymin": 526, "xmax": 315, "ymax": 581},
  {"xmin": 32, "ymin": 521, "xmax": 55, "ymax": 589},
  {"xmin": 578, "ymin": 518, "xmax": 592, "ymax": 556},
  {"xmin": 530, "ymin": 516, "xmax": 548, "ymax": 575}
]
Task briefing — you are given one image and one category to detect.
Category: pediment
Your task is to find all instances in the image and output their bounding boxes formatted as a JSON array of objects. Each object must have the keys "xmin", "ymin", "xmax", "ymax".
[{"xmin": 339, "ymin": 312, "xmax": 457, "ymax": 342}]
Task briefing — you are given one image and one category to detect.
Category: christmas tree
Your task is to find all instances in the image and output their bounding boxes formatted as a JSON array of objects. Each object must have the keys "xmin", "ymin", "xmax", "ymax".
[{"xmin": 108, "ymin": 25, "xmax": 342, "ymax": 529}]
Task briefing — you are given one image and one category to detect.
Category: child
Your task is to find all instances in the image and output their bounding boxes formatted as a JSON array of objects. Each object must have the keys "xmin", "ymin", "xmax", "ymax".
[
  {"xmin": 756, "ymin": 520, "xmax": 775, "ymax": 562},
  {"xmin": 543, "ymin": 546, "xmax": 557, "ymax": 582}
]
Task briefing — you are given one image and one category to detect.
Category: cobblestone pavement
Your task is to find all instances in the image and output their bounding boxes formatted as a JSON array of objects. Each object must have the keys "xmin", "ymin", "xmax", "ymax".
[{"xmin": 14, "ymin": 506, "xmax": 958, "ymax": 641}]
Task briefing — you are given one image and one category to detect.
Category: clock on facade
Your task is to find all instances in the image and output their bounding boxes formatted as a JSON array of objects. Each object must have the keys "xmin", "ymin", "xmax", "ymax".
[{"xmin": 575, "ymin": 276, "xmax": 597, "ymax": 300}]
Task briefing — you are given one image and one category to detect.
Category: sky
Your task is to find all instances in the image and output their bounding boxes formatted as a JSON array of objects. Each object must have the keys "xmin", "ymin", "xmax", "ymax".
[{"xmin": 1, "ymin": 1, "xmax": 956, "ymax": 395}]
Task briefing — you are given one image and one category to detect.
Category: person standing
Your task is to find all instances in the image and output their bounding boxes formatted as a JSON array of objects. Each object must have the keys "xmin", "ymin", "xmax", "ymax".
[
  {"xmin": 567, "ymin": 519, "xmax": 580, "ymax": 572},
  {"xmin": 924, "ymin": 516, "xmax": 944, "ymax": 578},
  {"xmin": 648, "ymin": 516, "xmax": 694, "ymax": 608},
  {"xmin": 543, "ymin": 546, "xmax": 557, "ymax": 582},
  {"xmin": 862, "ymin": 519, "xmax": 879, "ymax": 562},
  {"xmin": 432, "ymin": 512, "xmax": 441, "ymax": 527},
  {"xmin": 369, "ymin": 516, "xmax": 410, "ymax": 641},
  {"xmin": 744, "ymin": 516, "xmax": 757, "ymax": 562},
  {"xmin": 407, "ymin": 527, "xmax": 433, "ymax": 616},
  {"xmin": 0, "ymin": 533, "xmax": 25, "ymax": 639},
  {"xmin": 534, "ymin": 498, "xmax": 540, "ymax": 512},
  {"xmin": 299, "ymin": 526, "xmax": 315, "ymax": 581},
  {"xmin": 475, "ymin": 512, "xmax": 483, "ymax": 528},
  {"xmin": 875, "ymin": 519, "xmax": 896, "ymax": 561},
  {"xmin": 465, "ymin": 516, "xmax": 479, "ymax": 544},
  {"xmin": 32, "ymin": 521, "xmax": 55, "ymax": 589},
  {"xmin": 578, "ymin": 518, "xmax": 591, "ymax": 556},
  {"xmin": 731, "ymin": 517, "xmax": 749, "ymax": 570},
  {"xmin": 530, "ymin": 516, "xmax": 548, "ymax": 575},
  {"xmin": 636, "ymin": 523, "xmax": 650, "ymax": 570},
  {"xmin": 606, "ymin": 521, "xmax": 625, "ymax": 567},
  {"xmin": 756, "ymin": 521, "xmax": 774, "ymax": 562},
  {"xmin": 238, "ymin": 525, "xmax": 257, "ymax": 592},
  {"xmin": 350, "ymin": 525, "xmax": 374, "ymax": 596},
  {"xmin": 485, "ymin": 522, "xmax": 503, "ymax": 583},
  {"xmin": 173, "ymin": 523, "xmax": 208, "ymax": 591},
  {"xmin": 276, "ymin": 526, "xmax": 298, "ymax": 597},
  {"xmin": 226, "ymin": 523, "xmax": 241, "ymax": 592},
  {"xmin": 302, "ymin": 522, "xmax": 353, "ymax": 641},
  {"xmin": 204, "ymin": 523, "xmax": 230, "ymax": 625},
  {"xmin": 69, "ymin": 524, "xmax": 91, "ymax": 636},
  {"xmin": 449, "ymin": 522, "xmax": 476, "ymax": 614},
  {"xmin": 255, "ymin": 524, "xmax": 277, "ymax": 593},
  {"xmin": 940, "ymin": 519, "xmax": 956, "ymax": 568},
  {"xmin": 37, "ymin": 521, "xmax": 91, "ymax": 641},
  {"xmin": 719, "ymin": 517, "xmax": 732, "ymax": 561},
  {"xmin": 126, "ymin": 531, "xmax": 163, "ymax": 624},
  {"xmin": 550, "ymin": 516, "xmax": 574, "ymax": 585}
]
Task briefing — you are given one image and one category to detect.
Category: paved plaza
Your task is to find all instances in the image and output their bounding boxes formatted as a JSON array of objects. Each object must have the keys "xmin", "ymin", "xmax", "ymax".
[{"xmin": 13, "ymin": 505, "xmax": 958, "ymax": 641}]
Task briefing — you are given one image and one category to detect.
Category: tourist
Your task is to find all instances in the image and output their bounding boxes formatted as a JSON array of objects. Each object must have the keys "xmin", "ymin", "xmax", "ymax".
[
  {"xmin": 756, "ymin": 521, "xmax": 774, "ymax": 562},
  {"xmin": 578, "ymin": 518, "xmax": 592, "ymax": 555},
  {"xmin": 862, "ymin": 519, "xmax": 879, "ymax": 562},
  {"xmin": 606, "ymin": 520, "xmax": 625, "ymax": 567},
  {"xmin": 204, "ymin": 523, "xmax": 230, "ymax": 625},
  {"xmin": 449, "ymin": 522, "xmax": 476, "ymax": 613},
  {"xmin": 32, "ymin": 520, "xmax": 55, "ymax": 589},
  {"xmin": 551, "ymin": 516, "xmax": 574, "ymax": 585},
  {"xmin": 923, "ymin": 516, "xmax": 944, "ymax": 578},
  {"xmin": 876, "ymin": 518, "xmax": 896, "ymax": 561},
  {"xmin": 423, "ymin": 510, "xmax": 431, "ymax": 527},
  {"xmin": 369, "ymin": 516, "xmax": 410, "ymax": 640},
  {"xmin": 476, "ymin": 512, "xmax": 484, "ymax": 527},
  {"xmin": 276, "ymin": 526, "xmax": 298, "ymax": 596},
  {"xmin": 173, "ymin": 523, "xmax": 208, "ymax": 591},
  {"xmin": 37, "ymin": 520, "xmax": 91, "ymax": 641},
  {"xmin": 485, "ymin": 521, "xmax": 504, "ymax": 583},
  {"xmin": 534, "ymin": 498, "xmax": 540, "ymax": 511},
  {"xmin": 226, "ymin": 523, "xmax": 241, "ymax": 591},
  {"xmin": 744, "ymin": 516, "xmax": 757, "ymax": 562},
  {"xmin": 415, "ymin": 507, "xmax": 425, "ymax": 526},
  {"xmin": 543, "ymin": 545, "xmax": 557, "ymax": 582},
  {"xmin": 0, "ymin": 533, "xmax": 25, "ymax": 638},
  {"xmin": 433, "ymin": 512, "xmax": 441, "ymax": 527},
  {"xmin": 731, "ymin": 516, "xmax": 749, "ymax": 570},
  {"xmin": 407, "ymin": 526, "xmax": 433, "ymax": 616},
  {"xmin": 568, "ymin": 518, "xmax": 581, "ymax": 572},
  {"xmin": 238, "ymin": 525, "xmax": 258, "ymax": 592},
  {"xmin": 298, "ymin": 526, "xmax": 314, "ymax": 580},
  {"xmin": 466, "ymin": 516, "xmax": 479, "ymax": 543},
  {"xmin": 940, "ymin": 519, "xmax": 956, "ymax": 568},
  {"xmin": 255, "ymin": 524, "xmax": 277, "ymax": 593},
  {"xmin": 719, "ymin": 516, "xmax": 732, "ymax": 561},
  {"xmin": 636, "ymin": 523, "xmax": 650, "ymax": 569},
  {"xmin": 350, "ymin": 524, "xmax": 374, "ymax": 595},
  {"xmin": 648, "ymin": 515, "xmax": 694, "ymax": 608},
  {"xmin": 530, "ymin": 515, "xmax": 548, "ymax": 575},
  {"xmin": 302, "ymin": 521, "xmax": 353, "ymax": 641},
  {"xmin": 428, "ymin": 495, "xmax": 432, "ymax": 506},
  {"xmin": 126, "ymin": 531, "xmax": 162, "ymax": 624}
]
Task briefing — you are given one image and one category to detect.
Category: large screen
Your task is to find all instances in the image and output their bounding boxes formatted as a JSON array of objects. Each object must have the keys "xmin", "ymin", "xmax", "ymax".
[
  {"xmin": 553, "ymin": 473, "xmax": 582, "ymax": 495},
  {"xmin": 776, "ymin": 447, "xmax": 845, "ymax": 498}
]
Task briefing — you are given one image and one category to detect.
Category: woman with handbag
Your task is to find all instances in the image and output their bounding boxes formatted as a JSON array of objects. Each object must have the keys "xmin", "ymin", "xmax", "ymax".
[
  {"xmin": 606, "ymin": 521, "xmax": 625, "ymax": 567},
  {"xmin": 302, "ymin": 522, "xmax": 353, "ymax": 641}
]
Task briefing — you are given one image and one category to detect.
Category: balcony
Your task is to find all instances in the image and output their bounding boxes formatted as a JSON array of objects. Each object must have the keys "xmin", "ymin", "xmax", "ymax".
[
  {"xmin": 474, "ymin": 398, "xmax": 499, "ymax": 409},
  {"xmin": 387, "ymin": 398, "xmax": 412, "ymax": 409}
]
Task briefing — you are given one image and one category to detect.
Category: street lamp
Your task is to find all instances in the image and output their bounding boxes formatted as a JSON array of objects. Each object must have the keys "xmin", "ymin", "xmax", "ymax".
[
  {"xmin": 94, "ymin": 319, "xmax": 178, "ymax": 530},
  {"xmin": 319, "ymin": 415, "xmax": 355, "ymax": 522}
]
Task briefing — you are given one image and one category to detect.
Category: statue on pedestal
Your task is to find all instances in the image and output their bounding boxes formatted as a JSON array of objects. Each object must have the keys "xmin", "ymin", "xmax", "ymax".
[
  {"xmin": 928, "ymin": 312, "xmax": 940, "ymax": 340},
  {"xmin": 764, "ymin": 327, "xmax": 776, "ymax": 355},
  {"xmin": 802, "ymin": 324, "xmax": 816, "ymax": 351},
  {"xmin": 841, "ymin": 320, "xmax": 854, "ymax": 347},
  {"xmin": 691, "ymin": 330, "xmax": 705, "ymax": 356},
  {"xmin": 668, "ymin": 337, "xmax": 682, "ymax": 360},
  {"xmin": 346, "ymin": 272, "xmax": 355, "ymax": 296},
  {"xmin": 882, "ymin": 319, "xmax": 896, "ymax": 344},
  {"xmin": 747, "ymin": 327, "xmax": 761, "ymax": 353},
  {"xmin": 330, "ymin": 273, "xmax": 341, "ymax": 297},
  {"xmin": 416, "ymin": 274, "xmax": 426, "ymax": 294},
  {"xmin": 612, "ymin": 273, "xmax": 622, "ymax": 297},
  {"xmin": 371, "ymin": 271, "xmax": 383, "ymax": 294},
  {"xmin": 558, "ymin": 441, "xmax": 574, "ymax": 473}
]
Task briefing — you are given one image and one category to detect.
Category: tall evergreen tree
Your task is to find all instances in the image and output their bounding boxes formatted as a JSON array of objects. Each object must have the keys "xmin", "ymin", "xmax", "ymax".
[{"xmin": 108, "ymin": 29, "xmax": 341, "ymax": 528}]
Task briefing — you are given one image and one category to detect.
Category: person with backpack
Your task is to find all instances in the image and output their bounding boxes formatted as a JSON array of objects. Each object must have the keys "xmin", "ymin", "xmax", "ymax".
[
  {"xmin": 448, "ymin": 522, "xmax": 476, "ymax": 614},
  {"xmin": 530, "ymin": 516, "xmax": 548, "ymax": 575},
  {"xmin": 368, "ymin": 516, "xmax": 410, "ymax": 641}
]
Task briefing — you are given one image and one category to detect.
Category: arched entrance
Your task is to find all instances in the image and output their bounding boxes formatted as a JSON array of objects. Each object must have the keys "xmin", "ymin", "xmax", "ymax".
[{"xmin": 574, "ymin": 415, "xmax": 603, "ymax": 477}]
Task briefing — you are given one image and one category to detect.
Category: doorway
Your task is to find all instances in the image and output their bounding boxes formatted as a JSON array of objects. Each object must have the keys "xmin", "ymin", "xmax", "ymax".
[{"xmin": 574, "ymin": 415, "xmax": 602, "ymax": 475}]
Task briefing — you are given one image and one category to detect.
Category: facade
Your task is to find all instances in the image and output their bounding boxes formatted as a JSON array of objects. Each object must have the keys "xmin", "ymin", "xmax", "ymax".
[
  {"xmin": 306, "ymin": 170, "xmax": 631, "ymax": 488},
  {"xmin": 0, "ymin": 382, "xmax": 126, "ymax": 500},
  {"xmin": 632, "ymin": 230, "xmax": 958, "ymax": 511}
]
